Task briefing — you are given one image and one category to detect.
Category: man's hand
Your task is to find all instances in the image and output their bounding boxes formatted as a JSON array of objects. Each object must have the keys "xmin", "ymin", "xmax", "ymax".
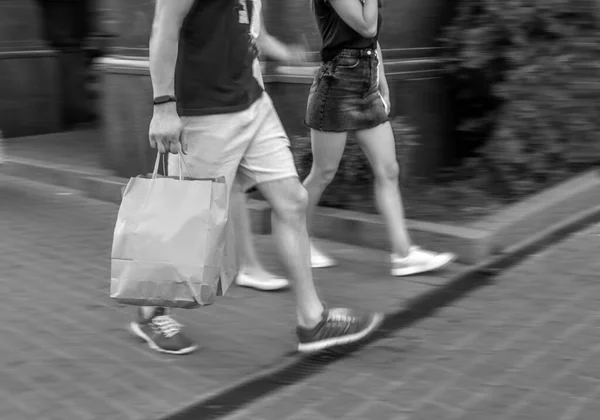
[
  {"xmin": 149, "ymin": 103, "xmax": 184, "ymax": 154},
  {"xmin": 285, "ymin": 44, "xmax": 309, "ymax": 65}
]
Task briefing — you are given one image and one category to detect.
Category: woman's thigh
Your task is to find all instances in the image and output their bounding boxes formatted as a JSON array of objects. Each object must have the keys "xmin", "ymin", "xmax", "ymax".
[
  {"xmin": 355, "ymin": 121, "xmax": 399, "ymax": 175},
  {"xmin": 310, "ymin": 129, "xmax": 348, "ymax": 173}
]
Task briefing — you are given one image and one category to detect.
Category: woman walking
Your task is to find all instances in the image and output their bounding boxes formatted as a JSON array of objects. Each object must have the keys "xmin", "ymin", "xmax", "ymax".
[{"xmin": 305, "ymin": 0, "xmax": 455, "ymax": 275}]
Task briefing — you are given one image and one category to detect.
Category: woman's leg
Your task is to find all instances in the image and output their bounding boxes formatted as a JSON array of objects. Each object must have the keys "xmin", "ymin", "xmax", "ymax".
[
  {"xmin": 302, "ymin": 129, "xmax": 348, "ymax": 267},
  {"xmin": 231, "ymin": 180, "xmax": 289, "ymax": 291},
  {"xmin": 303, "ymin": 129, "xmax": 348, "ymax": 231},
  {"xmin": 355, "ymin": 122, "xmax": 412, "ymax": 257},
  {"xmin": 356, "ymin": 121, "xmax": 455, "ymax": 276}
]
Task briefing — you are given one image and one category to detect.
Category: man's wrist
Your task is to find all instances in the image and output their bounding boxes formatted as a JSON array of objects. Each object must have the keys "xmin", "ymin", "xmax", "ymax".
[
  {"xmin": 153, "ymin": 100, "xmax": 178, "ymax": 116},
  {"xmin": 153, "ymin": 95, "xmax": 177, "ymax": 105}
]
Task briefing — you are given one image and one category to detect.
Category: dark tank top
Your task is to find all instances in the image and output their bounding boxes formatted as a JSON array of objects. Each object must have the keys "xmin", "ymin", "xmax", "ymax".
[
  {"xmin": 312, "ymin": 0, "xmax": 383, "ymax": 62},
  {"xmin": 175, "ymin": 0, "xmax": 263, "ymax": 116}
]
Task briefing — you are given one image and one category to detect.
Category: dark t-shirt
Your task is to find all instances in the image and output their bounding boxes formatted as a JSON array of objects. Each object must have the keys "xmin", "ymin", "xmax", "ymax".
[
  {"xmin": 312, "ymin": 0, "xmax": 383, "ymax": 62},
  {"xmin": 175, "ymin": 0, "xmax": 263, "ymax": 116}
]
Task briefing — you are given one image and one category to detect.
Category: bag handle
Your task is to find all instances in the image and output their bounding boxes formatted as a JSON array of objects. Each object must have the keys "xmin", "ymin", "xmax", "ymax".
[{"xmin": 152, "ymin": 152, "xmax": 190, "ymax": 181}]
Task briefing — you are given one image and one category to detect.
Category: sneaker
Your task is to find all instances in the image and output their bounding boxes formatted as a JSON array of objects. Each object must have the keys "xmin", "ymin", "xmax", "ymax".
[
  {"xmin": 391, "ymin": 246, "xmax": 455, "ymax": 277},
  {"xmin": 130, "ymin": 308, "xmax": 198, "ymax": 355},
  {"xmin": 310, "ymin": 242, "xmax": 337, "ymax": 268},
  {"xmin": 235, "ymin": 272, "xmax": 289, "ymax": 291},
  {"xmin": 296, "ymin": 308, "xmax": 384, "ymax": 353}
]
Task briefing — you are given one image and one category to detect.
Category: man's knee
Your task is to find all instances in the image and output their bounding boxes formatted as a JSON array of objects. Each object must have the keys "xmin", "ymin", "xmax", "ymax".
[
  {"xmin": 285, "ymin": 182, "xmax": 309, "ymax": 215},
  {"xmin": 261, "ymin": 178, "xmax": 308, "ymax": 220}
]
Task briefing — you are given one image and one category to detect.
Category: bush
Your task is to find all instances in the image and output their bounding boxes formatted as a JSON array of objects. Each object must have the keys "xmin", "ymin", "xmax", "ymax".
[
  {"xmin": 290, "ymin": 117, "xmax": 419, "ymax": 211},
  {"xmin": 443, "ymin": 0, "xmax": 600, "ymax": 199}
]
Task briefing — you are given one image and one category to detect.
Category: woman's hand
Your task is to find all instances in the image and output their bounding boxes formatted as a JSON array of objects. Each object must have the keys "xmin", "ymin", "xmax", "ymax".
[{"xmin": 379, "ymin": 83, "xmax": 391, "ymax": 115}]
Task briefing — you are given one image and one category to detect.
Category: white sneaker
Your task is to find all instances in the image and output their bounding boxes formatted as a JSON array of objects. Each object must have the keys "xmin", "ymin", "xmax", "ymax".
[
  {"xmin": 310, "ymin": 242, "xmax": 337, "ymax": 268},
  {"xmin": 235, "ymin": 272, "xmax": 289, "ymax": 291},
  {"xmin": 391, "ymin": 246, "xmax": 455, "ymax": 277}
]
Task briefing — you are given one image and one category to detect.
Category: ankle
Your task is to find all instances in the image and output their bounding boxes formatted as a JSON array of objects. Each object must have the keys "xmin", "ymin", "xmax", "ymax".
[
  {"xmin": 239, "ymin": 263, "xmax": 260, "ymax": 272},
  {"xmin": 392, "ymin": 246, "xmax": 412, "ymax": 259},
  {"xmin": 141, "ymin": 306, "xmax": 159, "ymax": 319},
  {"xmin": 297, "ymin": 315, "xmax": 323, "ymax": 330},
  {"xmin": 297, "ymin": 306, "xmax": 325, "ymax": 329}
]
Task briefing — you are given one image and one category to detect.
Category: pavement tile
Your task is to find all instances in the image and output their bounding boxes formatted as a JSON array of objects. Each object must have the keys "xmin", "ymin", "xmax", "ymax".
[
  {"xmin": 234, "ymin": 222, "xmax": 600, "ymax": 420},
  {"xmin": 0, "ymin": 174, "xmax": 461, "ymax": 420}
]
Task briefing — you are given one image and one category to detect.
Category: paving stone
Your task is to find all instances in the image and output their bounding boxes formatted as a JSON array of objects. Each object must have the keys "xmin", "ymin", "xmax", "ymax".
[
  {"xmin": 0, "ymin": 174, "xmax": 460, "ymax": 419},
  {"xmin": 234, "ymin": 222, "xmax": 600, "ymax": 420}
]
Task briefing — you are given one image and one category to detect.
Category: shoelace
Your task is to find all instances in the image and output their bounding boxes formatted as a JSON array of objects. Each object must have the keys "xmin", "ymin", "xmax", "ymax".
[
  {"xmin": 152, "ymin": 315, "xmax": 183, "ymax": 338},
  {"xmin": 327, "ymin": 310, "xmax": 354, "ymax": 325}
]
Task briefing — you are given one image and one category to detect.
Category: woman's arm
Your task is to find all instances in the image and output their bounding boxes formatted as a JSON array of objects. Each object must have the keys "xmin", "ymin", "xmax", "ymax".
[
  {"xmin": 376, "ymin": 42, "xmax": 388, "ymax": 91},
  {"xmin": 328, "ymin": 0, "xmax": 379, "ymax": 38},
  {"xmin": 376, "ymin": 42, "xmax": 390, "ymax": 114}
]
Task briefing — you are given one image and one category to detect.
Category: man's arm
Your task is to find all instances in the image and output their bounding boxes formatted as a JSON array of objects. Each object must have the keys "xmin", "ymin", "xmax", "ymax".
[
  {"xmin": 149, "ymin": 0, "xmax": 195, "ymax": 98},
  {"xmin": 256, "ymin": 17, "xmax": 307, "ymax": 64},
  {"xmin": 148, "ymin": 0, "xmax": 195, "ymax": 154}
]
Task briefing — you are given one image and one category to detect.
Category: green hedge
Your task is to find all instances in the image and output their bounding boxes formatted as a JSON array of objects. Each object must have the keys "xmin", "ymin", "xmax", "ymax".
[{"xmin": 443, "ymin": 0, "xmax": 600, "ymax": 199}]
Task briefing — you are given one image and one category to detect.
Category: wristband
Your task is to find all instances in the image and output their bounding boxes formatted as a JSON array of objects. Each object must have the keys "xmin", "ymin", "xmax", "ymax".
[{"xmin": 153, "ymin": 95, "xmax": 177, "ymax": 105}]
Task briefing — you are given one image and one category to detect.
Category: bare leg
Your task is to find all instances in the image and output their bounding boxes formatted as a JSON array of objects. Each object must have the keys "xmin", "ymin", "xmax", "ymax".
[
  {"xmin": 302, "ymin": 129, "xmax": 348, "ymax": 235},
  {"xmin": 355, "ymin": 122, "xmax": 411, "ymax": 256},
  {"xmin": 257, "ymin": 177, "xmax": 323, "ymax": 328},
  {"xmin": 230, "ymin": 183, "xmax": 266, "ymax": 273},
  {"xmin": 230, "ymin": 181, "xmax": 289, "ymax": 290}
]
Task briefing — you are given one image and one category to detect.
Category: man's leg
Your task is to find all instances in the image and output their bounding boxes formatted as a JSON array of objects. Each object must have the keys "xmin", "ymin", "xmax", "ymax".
[
  {"xmin": 239, "ymin": 93, "xmax": 383, "ymax": 352},
  {"xmin": 255, "ymin": 178, "xmax": 323, "ymax": 327},
  {"xmin": 230, "ymin": 181, "xmax": 289, "ymax": 291},
  {"xmin": 132, "ymin": 112, "xmax": 251, "ymax": 355}
]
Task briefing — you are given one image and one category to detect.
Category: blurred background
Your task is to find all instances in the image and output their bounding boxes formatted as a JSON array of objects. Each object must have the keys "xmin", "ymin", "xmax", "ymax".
[
  {"xmin": 1, "ymin": 0, "xmax": 599, "ymax": 222},
  {"xmin": 2, "ymin": 2, "xmax": 600, "ymax": 420}
]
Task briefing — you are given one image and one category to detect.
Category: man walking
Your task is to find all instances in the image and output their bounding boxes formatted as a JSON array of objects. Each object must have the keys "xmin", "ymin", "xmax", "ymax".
[{"xmin": 130, "ymin": 0, "xmax": 383, "ymax": 355}]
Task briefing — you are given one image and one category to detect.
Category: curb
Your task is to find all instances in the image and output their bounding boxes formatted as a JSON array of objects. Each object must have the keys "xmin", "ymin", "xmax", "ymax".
[
  {"xmin": 2, "ymin": 158, "xmax": 599, "ymax": 265},
  {"xmin": 3, "ymin": 156, "xmax": 600, "ymax": 419},
  {"xmin": 0, "ymin": 157, "xmax": 491, "ymax": 261},
  {"xmin": 155, "ymin": 203, "xmax": 600, "ymax": 420}
]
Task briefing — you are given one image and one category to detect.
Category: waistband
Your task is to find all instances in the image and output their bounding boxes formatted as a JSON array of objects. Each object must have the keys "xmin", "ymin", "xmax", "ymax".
[{"xmin": 336, "ymin": 48, "xmax": 378, "ymax": 59}]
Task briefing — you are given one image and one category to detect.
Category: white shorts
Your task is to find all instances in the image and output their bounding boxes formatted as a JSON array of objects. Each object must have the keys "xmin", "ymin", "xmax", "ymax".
[{"xmin": 168, "ymin": 92, "xmax": 298, "ymax": 194}]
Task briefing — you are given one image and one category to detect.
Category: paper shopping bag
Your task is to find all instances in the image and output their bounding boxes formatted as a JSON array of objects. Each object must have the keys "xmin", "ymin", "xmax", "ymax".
[
  {"xmin": 218, "ymin": 216, "xmax": 238, "ymax": 296},
  {"xmin": 110, "ymin": 154, "xmax": 231, "ymax": 308}
]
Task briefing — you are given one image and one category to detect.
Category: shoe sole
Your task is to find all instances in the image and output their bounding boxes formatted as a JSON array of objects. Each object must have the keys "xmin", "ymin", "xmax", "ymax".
[
  {"xmin": 311, "ymin": 260, "xmax": 338, "ymax": 269},
  {"xmin": 297, "ymin": 312, "xmax": 384, "ymax": 353},
  {"xmin": 235, "ymin": 275, "xmax": 289, "ymax": 291},
  {"xmin": 391, "ymin": 253, "xmax": 456, "ymax": 277},
  {"xmin": 129, "ymin": 322, "xmax": 199, "ymax": 355}
]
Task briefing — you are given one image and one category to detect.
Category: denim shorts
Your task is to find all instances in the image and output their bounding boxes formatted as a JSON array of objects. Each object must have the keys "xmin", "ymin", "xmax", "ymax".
[{"xmin": 304, "ymin": 48, "xmax": 389, "ymax": 133}]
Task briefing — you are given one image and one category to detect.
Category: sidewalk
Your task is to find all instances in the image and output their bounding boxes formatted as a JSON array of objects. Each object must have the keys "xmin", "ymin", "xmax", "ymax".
[
  {"xmin": 0, "ymin": 174, "xmax": 464, "ymax": 420},
  {"xmin": 228, "ymin": 221, "xmax": 600, "ymax": 420},
  {"xmin": 2, "ymin": 130, "xmax": 600, "ymax": 420}
]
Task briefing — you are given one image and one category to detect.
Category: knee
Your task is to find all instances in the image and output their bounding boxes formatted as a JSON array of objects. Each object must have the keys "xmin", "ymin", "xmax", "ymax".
[
  {"xmin": 310, "ymin": 162, "xmax": 339, "ymax": 187},
  {"xmin": 374, "ymin": 161, "xmax": 400, "ymax": 184},
  {"xmin": 273, "ymin": 183, "xmax": 309, "ymax": 221},
  {"xmin": 288, "ymin": 183, "xmax": 309, "ymax": 215}
]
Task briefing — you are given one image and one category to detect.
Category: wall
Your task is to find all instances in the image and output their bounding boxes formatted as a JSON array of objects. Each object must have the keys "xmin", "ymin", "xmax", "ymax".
[
  {"xmin": 0, "ymin": 0, "xmax": 61, "ymax": 137},
  {"xmin": 97, "ymin": 0, "xmax": 456, "ymax": 178}
]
